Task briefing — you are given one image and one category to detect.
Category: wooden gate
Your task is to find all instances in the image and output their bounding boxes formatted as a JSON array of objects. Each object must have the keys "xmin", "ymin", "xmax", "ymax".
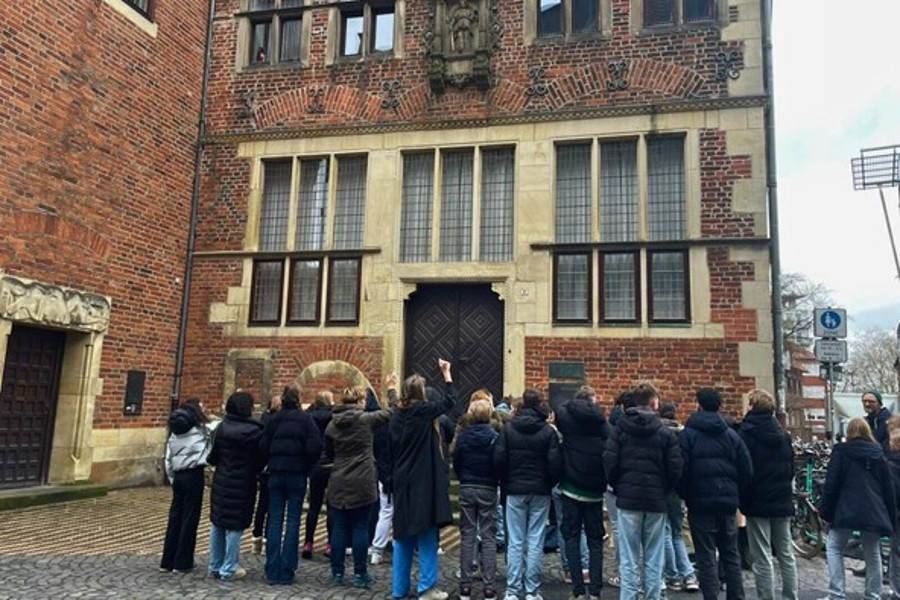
[
  {"xmin": 0, "ymin": 325, "xmax": 65, "ymax": 488},
  {"xmin": 404, "ymin": 284, "xmax": 504, "ymax": 405}
]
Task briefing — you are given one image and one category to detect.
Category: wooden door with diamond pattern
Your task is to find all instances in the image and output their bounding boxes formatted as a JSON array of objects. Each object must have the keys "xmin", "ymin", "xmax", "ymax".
[
  {"xmin": 0, "ymin": 325, "xmax": 65, "ymax": 488},
  {"xmin": 404, "ymin": 284, "xmax": 504, "ymax": 405}
]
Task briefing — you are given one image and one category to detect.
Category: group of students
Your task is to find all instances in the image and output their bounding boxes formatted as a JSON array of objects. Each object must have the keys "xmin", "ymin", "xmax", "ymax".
[{"xmin": 155, "ymin": 358, "xmax": 900, "ymax": 600}]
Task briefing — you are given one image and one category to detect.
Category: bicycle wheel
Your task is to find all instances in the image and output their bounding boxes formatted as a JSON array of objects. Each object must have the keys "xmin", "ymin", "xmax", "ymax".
[{"xmin": 791, "ymin": 497, "xmax": 824, "ymax": 559}]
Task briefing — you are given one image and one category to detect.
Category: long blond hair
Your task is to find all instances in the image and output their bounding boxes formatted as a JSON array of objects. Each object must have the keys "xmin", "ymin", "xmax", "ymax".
[{"xmin": 846, "ymin": 417, "xmax": 876, "ymax": 443}]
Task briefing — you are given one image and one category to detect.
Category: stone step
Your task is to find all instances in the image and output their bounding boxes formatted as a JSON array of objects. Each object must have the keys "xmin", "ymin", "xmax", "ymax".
[{"xmin": 0, "ymin": 483, "xmax": 107, "ymax": 511}]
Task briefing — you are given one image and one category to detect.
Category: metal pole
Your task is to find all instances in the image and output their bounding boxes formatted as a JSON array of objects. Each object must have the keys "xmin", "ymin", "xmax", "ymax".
[
  {"xmin": 878, "ymin": 186, "xmax": 900, "ymax": 281},
  {"xmin": 825, "ymin": 363, "xmax": 834, "ymax": 441}
]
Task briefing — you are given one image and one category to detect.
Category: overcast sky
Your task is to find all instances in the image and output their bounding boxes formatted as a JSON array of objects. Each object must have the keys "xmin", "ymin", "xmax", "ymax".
[{"xmin": 773, "ymin": 0, "xmax": 900, "ymax": 316}]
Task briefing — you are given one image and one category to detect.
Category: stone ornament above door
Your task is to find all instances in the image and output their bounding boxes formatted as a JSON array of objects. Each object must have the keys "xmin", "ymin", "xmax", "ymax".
[{"xmin": 0, "ymin": 275, "xmax": 111, "ymax": 333}]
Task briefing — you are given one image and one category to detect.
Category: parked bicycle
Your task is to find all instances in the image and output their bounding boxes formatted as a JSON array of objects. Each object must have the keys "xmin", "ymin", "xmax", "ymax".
[{"xmin": 791, "ymin": 440, "xmax": 829, "ymax": 559}]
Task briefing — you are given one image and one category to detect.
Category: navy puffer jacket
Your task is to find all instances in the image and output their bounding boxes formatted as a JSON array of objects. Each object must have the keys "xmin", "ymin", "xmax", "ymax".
[
  {"xmin": 259, "ymin": 404, "xmax": 323, "ymax": 474},
  {"xmin": 604, "ymin": 407, "xmax": 682, "ymax": 513},
  {"xmin": 678, "ymin": 410, "xmax": 753, "ymax": 516},
  {"xmin": 738, "ymin": 408, "xmax": 793, "ymax": 517},
  {"xmin": 820, "ymin": 438, "xmax": 896, "ymax": 536},
  {"xmin": 207, "ymin": 414, "xmax": 264, "ymax": 530},
  {"xmin": 452, "ymin": 420, "xmax": 499, "ymax": 488},
  {"xmin": 493, "ymin": 405, "xmax": 562, "ymax": 496},
  {"xmin": 554, "ymin": 397, "xmax": 611, "ymax": 494}
]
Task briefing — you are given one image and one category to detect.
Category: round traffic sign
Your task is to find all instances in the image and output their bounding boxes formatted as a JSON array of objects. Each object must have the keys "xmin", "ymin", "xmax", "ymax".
[{"xmin": 819, "ymin": 310, "xmax": 842, "ymax": 331}]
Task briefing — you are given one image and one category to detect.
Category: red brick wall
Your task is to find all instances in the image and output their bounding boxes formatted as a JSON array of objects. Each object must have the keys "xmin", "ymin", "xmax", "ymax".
[
  {"xmin": 0, "ymin": 1, "xmax": 209, "ymax": 428},
  {"xmin": 525, "ymin": 337, "xmax": 755, "ymax": 422}
]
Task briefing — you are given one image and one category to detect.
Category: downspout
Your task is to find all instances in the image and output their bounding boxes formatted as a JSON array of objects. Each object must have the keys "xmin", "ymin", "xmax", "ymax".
[
  {"xmin": 172, "ymin": 0, "xmax": 216, "ymax": 412},
  {"xmin": 761, "ymin": 0, "xmax": 786, "ymax": 413}
]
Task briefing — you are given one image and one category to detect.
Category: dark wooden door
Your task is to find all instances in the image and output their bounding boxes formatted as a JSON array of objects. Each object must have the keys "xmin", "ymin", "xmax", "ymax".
[
  {"xmin": 404, "ymin": 284, "xmax": 504, "ymax": 405},
  {"xmin": 0, "ymin": 325, "xmax": 65, "ymax": 488}
]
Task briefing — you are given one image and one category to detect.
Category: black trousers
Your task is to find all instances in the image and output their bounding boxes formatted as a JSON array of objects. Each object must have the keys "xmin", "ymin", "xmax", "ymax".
[
  {"xmin": 688, "ymin": 512, "xmax": 744, "ymax": 600},
  {"xmin": 252, "ymin": 471, "xmax": 269, "ymax": 538},
  {"xmin": 160, "ymin": 467, "xmax": 205, "ymax": 571},
  {"xmin": 304, "ymin": 464, "xmax": 331, "ymax": 544},
  {"xmin": 560, "ymin": 495, "xmax": 604, "ymax": 597}
]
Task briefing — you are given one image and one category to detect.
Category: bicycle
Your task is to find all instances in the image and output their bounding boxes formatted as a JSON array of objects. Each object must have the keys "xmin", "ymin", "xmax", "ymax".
[{"xmin": 790, "ymin": 441, "xmax": 829, "ymax": 559}]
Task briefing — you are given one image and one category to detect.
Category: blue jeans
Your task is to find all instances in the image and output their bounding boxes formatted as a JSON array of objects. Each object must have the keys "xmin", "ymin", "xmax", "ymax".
[
  {"xmin": 208, "ymin": 523, "xmax": 243, "ymax": 579},
  {"xmin": 663, "ymin": 496, "xmax": 694, "ymax": 580},
  {"xmin": 505, "ymin": 494, "xmax": 551, "ymax": 597},
  {"xmin": 826, "ymin": 528, "xmax": 882, "ymax": 600},
  {"xmin": 329, "ymin": 502, "xmax": 375, "ymax": 577},
  {"xmin": 392, "ymin": 527, "xmax": 440, "ymax": 597},
  {"xmin": 617, "ymin": 508, "xmax": 666, "ymax": 600},
  {"xmin": 265, "ymin": 472, "xmax": 307, "ymax": 584}
]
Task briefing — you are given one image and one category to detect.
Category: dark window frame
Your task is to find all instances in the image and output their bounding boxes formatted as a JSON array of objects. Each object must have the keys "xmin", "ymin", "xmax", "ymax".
[
  {"xmin": 537, "ymin": 0, "xmax": 601, "ymax": 40},
  {"xmin": 598, "ymin": 249, "xmax": 642, "ymax": 324},
  {"xmin": 249, "ymin": 258, "xmax": 286, "ymax": 326},
  {"xmin": 643, "ymin": 0, "xmax": 716, "ymax": 28},
  {"xmin": 325, "ymin": 256, "xmax": 363, "ymax": 325},
  {"xmin": 338, "ymin": 0, "xmax": 397, "ymax": 59},
  {"xmin": 285, "ymin": 257, "xmax": 324, "ymax": 326},
  {"xmin": 552, "ymin": 251, "xmax": 593, "ymax": 324},
  {"xmin": 243, "ymin": 0, "xmax": 305, "ymax": 68},
  {"xmin": 647, "ymin": 248, "xmax": 691, "ymax": 324}
]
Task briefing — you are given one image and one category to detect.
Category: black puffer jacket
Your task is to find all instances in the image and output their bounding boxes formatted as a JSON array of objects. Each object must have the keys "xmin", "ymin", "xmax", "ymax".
[
  {"xmin": 678, "ymin": 410, "xmax": 753, "ymax": 516},
  {"xmin": 493, "ymin": 404, "xmax": 562, "ymax": 496},
  {"xmin": 207, "ymin": 414, "xmax": 264, "ymax": 530},
  {"xmin": 604, "ymin": 407, "xmax": 682, "ymax": 512},
  {"xmin": 553, "ymin": 396, "xmax": 612, "ymax": 495},
  {"xmin": 738, "ymin": 408, "xmax": 793, "ymax": 518},
  {"xmin": 307, "ymin": 404, "xmax": 333, "ymax": 467},
  {"xmin": 820, "ymin": 437, "xmax": 896, "ymax": 535},
  {"xmin": 259, "ymin": 404, "xmax": 323, "ymax": 474},
  {"xmin": 452, "ymin": 420, "xmax": 499, "ymax": 488}
]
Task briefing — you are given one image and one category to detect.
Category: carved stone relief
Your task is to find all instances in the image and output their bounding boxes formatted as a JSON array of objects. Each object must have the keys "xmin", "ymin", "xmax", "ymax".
[
  {"xmin": 426, "ymin": 0, "xmax": 502, "ymax": 93},
  {"xmin": 0, "ymin": 275, "xmax": 111, "ymax": 332}
]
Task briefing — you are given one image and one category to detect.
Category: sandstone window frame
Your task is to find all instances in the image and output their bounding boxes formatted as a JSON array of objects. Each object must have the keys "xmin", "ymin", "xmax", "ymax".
[
  {"xmin": 329, "ymin": 0, "xmax": 403, "ymax": 63},
  {"xmin": 525, "ymin": 0, "xmax": 611, "ymax": 44},
  {"xmin": 248, "ymin": 154, "xmax": 368, "ymax": 328},
  {"xmin": 237, "ymin": 0, "xmax": 312, "ymax": 70},
  {"xmin": 123, "ymin": 0, "xmax": 153, "ymax": 20},
  {"xmin": 632, "ymin": 0, "xmax": 727, "ymax": 32},
  {"xmin": 551, "ymin": 134, "xmax": 692, "ymax": 326}
]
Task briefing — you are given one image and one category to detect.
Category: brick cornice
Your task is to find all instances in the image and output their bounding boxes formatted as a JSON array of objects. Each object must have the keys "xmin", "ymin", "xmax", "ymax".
[{"xmin": 203, "ymin": 94, "xmax": 768, "ymax": 145}]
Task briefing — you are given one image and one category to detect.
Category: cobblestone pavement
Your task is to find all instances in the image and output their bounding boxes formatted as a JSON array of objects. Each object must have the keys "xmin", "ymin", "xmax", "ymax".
[{"xmin": 0, "ymin": 487, "xmax": 877, "ymax": 599}]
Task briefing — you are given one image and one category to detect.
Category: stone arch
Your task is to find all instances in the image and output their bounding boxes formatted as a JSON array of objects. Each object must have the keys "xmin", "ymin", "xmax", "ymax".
[
  {"xmin": 255, "ymin": 86, "xmax": 382, "ymax": 129},
  {"xmin": 295, "ymin": 359, "xmax": 372, "ymax": 405}
]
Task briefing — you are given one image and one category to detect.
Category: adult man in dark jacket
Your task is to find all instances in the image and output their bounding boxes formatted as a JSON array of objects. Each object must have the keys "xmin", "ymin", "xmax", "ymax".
[
  {"xmin": 863, "ymin": 389, "xmax": 891, "ymax": 448},
  {"xmin": 738, "ymin": 389, "xmax": 797, "ymax": 600},
  {"xmin": 259, "ymin": 384, "xmax": 323, "ymax": 585},
  {"xmin": 494, "ymin": 388, "xmax": 562, "ymax": 600},
  {"xmin": 603, "ymin": 382, "xmax": 682, "ymax": 600},
  {"xmin": 552, "ymin": 385, "xmax": 611, "ymax": 600},
  {"xmin": 679, "ymin": 388, "xmax": 753, "ymax": 600}
]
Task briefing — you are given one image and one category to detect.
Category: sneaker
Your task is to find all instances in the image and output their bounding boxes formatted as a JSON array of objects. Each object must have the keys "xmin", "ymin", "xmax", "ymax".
[
  {"xmin": 568, "ymin": 595, "xmax": 585, "ymax": 600},
  {"xmin": 484, "ymin": 586, "xmax": 497, "ymax": 599},
  {"xmin": 173, "ymin": 566, "xmax": 196, "ymax": 574},
  {"xmin": 683, "ymin": 574, "xmax": 700, "ymax": 592},
  {"xmin": 352, "ymin": 573, "xmax": 374, "ymax": 588},
  {"xmin": 207, "ymin": 571, "xmax": 220, "ymax": 580},
  {"xmin": 158, "ymin": 566, "xmax": 172, "ymax": 573},
  {"xmin": 301, "ymin": 542, "xmax": 313, "ymax": 560},
  {"xmin": 666, "ymin": 577, "xmax": 685, "ymax": 591},
  {"xmin": 525, "ymin": 594, "xmax": 544, "ymax": 600},
  {"xmin": 582, "ymin": 569, "xmax": 590, "ymax": 583},
  {"xmin": 459, "ymin": 584, "xmax": 472, "ymax": 600},
  {"xmin": 370, "ymin": 549, "xmax": 383, "ymax": 565},
  {"xmin": 588, "ymin": 596, "xmax": 600, "ymax": 600},
  {"xmin": 228, "ymin": 567, "xmax": 247, "ymax": 581},
  {"xmin": 606, "ymin": 575, "xmax": 620, "ymax": 588},
  {"xmin": 563, "ymin": 571, "xmax": 572, "ymax": 584},
  {"xmin": 331, "ymin": 573, "xmax": 345, "ymax": 586},
  {"xmin": 419, "ymin": 587, "xmax": 449, "ymax": 600},
  {"xmin": 252, "ymin": 536, "xmax": 264, "ymax": 554},
  {"xmin": 503, "ymin": 593, "xmax": 518, "ymax": 600}
]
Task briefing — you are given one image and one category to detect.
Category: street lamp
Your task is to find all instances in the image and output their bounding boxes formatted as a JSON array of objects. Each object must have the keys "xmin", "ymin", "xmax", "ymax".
[{"xmin": 851, "ymin": 144, "xmax": 900, "ymax": 279}]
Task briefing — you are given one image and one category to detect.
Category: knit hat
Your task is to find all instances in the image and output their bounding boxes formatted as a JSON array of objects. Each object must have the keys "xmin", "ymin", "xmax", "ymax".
[
  {"xmin": 863, "ymin": 389, "xmax": 884, "ymax": 406},
  {"xmin": 696, "ymin": 387, "xmax": 722, "ymax": 412}
]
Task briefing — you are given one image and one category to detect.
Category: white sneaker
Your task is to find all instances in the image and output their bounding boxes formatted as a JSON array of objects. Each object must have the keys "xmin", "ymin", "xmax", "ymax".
[
  {"xmin": 503, "ymin": 593, "xmax": 518, "ymax": 600},
  {"xmin": 418, "ymin": 588, "xmax": 449, "ymax": 600},
  {"xmin": 525, "ymin": 594, "xmax": 544, "ymax": 600},
  {"xmin": 370, "ymin": 550, "xmax": 382, "ymax": 565}
]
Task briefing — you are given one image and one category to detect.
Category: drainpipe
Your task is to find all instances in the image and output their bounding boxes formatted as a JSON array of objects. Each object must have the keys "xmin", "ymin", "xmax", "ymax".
[
  {"xmin": 761, "ymin": 0, "xmax": 786, "ymax": 412},
  {"xmin": 172, "ymin": 0, "xmax": 216, "ymax": 412}
]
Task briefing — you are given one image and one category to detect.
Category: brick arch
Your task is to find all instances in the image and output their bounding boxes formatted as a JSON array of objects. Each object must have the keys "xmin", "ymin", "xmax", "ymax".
[
  {"xmin": 295, "ymin": 359, "xmax": 372, "ymax": 405},
  {"xmin": 552, "ymin": 59, "xmax": 706, "ymax": 110},
  {"xmin": 255, "ymin": 86, "xmax": 382, "ymax": 129},
  {"xmin": 13, "ymin": 211, "xmax": 111, "ymax": 259}
]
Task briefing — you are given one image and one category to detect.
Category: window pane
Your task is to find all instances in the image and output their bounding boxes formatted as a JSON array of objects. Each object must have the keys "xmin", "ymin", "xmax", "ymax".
[
  {"xmin": 480, "ymin": 148, "xmax": 514, "ymax": 262},
  {"xmin": 328, "ymin": 258, "xmax": 360, "ymax": 322},
  {"xmin": 440, "ymin": 149, "xmax": 474, "ymax": 262},
  {"xmin": 251, "ymin": 260, "xmax": 283, "ymax": 323},
  {"xmin": 600, "ymin": 140, "xmax": 638, "ymax": 242},
  {"xmin": 684, "ymin": 0, "xmax": 714, "ymax": 22},
  {"xmin": 296, "ymin": 158, "xmax": 328, "ymax": 250},
  {"xmin": 251, "ymin": 21, "xmax": 271, "ymax": 64},
  {"xmin": 280, "ymin": 18, "xmax": 301, "ymax": 62},
  {"xmin": 647, "ymin": 136, "xmax": 685, "ymax": 241},
  {"xmin": 288, "ymin": 259, "xmax": 321, "ymax": 323},
  {"xmin": 651, "ymin": 251, "xmax": 687, "ymax": 320},
  {"xmin": 602, "ymin": 253, "xmax": 637, "ymax": 321},
  {"xmin": 125, "ymin": 0, "xmax": 151, "ymax": 15},
  {"xmin": 333, "ymin": 156, "xmax": 367, "ymax": 250},
  {"xmin": 555, "ymin": 144, "xmax": 592, "ymax": 244},
  {"xmin": 281, "ymin": 0, "xmax": 303, "ymax": 7},
  {"xmin": 342, "ymin": 14, "xmax": 364, "ymax": 56},
  {"xmin": 538, "ymin": 0, "xmax": 563, "ymax": 37},
  {"xmin": 373, "ymin": 11, "xmax": 395, "ymax": 53},
  {"xmin": 400, "ymin": 153, "xmax": 435, "ymax": 262},
  {"xmin": 571, "ymin": 0, "xmax": 599, "ymax": 34},
  {"xmin": 556, "ymin": 254, "xmax": 590, "ymax": 321},
  {"xmin": 259, "ymin": 160, "xmax": 292, "ymax": 251},
  {"xmin": 249, "ymin": 0, "xmax": 275, "ymax": 9},
  {"xmin": 644, "ymin": 0, "xmax": 673, "ymax": 26}
]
